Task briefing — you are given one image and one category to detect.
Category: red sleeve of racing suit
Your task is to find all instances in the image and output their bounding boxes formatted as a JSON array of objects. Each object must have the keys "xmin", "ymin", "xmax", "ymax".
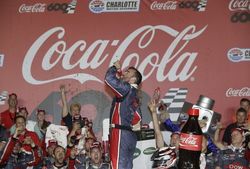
[
  {"xmin": 27, "ymin": 131, "xmax": 42, "ymax": 166},
  {"xmin": 104, "ymin": 66, "xmax": 130, "ymax": 98},
  {"xmin": 27, "ymin": 146, "xmax": 40, "ymax": 166},
  {"xmin": 0, "ymin": 137, "xmax": 16, "ymax": 165}
]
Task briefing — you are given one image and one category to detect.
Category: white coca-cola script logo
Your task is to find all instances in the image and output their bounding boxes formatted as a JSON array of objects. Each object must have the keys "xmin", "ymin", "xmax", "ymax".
[
  {"xmin": 22, "ymin": 25, "xmax": 207, "ymax": 85},
  {"xmin": 226, "ymin": 87, "xmax": 250, "ymax": 97},
  {"xmin": 150, "ymin": 1, "xmax": 177, "ymax": 10},
  {"xmin": 180, "ymin": 135, "xmax": 198, "ymax": 146},
  {"xmin": 19, "ymin": 3, "xmax": 46, "ymax": 13},
  {"xmin": 229, "ymin": 0, "xmax": 250, "ymax": 11}
]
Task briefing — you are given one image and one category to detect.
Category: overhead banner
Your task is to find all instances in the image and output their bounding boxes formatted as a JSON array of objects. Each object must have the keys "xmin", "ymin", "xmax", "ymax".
[{"xmin": 0, "ymin": 0, "xmax": 249, "ymax": 140}]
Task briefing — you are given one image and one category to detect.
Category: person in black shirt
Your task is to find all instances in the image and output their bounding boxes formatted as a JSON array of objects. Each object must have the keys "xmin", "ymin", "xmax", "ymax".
[
  {"xmin": 60, "ymin": 85, "xmax": 82, "ymax": 131},
  {"xmin": 222, "ymin": 108, "xmax": 247, "ymax": 145}
]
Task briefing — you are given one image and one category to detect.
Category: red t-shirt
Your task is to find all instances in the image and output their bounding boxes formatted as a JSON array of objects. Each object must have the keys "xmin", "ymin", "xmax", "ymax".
[{"xmin": 0, "ymin": 109, "xmax": 15, "ymax": 129}]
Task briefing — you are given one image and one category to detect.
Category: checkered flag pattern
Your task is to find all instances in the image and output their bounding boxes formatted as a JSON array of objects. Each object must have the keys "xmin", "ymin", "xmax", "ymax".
[
  {"xmin": 161, "ymin": 88, "xmax": 188, "ymax": 121},
  {"xmin": 65, "ymin": 0, "xmax": 77, "ymax": 14},
  {"xmin": 197, "ymin": 0, "xmax": 208, "ymax": 11},
  {"xmin": 0, "ymin": 91, "xmax": 8, "ymax": 105}
]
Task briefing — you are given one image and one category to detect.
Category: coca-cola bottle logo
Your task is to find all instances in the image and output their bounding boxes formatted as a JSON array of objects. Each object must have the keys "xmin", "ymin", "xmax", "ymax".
[{"xmin": 179, "ymin": 133, "xmax": 202, "ymax": 151}]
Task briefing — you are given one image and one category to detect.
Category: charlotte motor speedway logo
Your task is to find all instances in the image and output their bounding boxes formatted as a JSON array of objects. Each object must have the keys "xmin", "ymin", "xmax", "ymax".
[
  {"xmin": 89, "ymin": 0, "xmax": 140, "ymax": 13},
  {"xmin": 227, "ymin": 48, "xmax": 250, "ymax": 62}
]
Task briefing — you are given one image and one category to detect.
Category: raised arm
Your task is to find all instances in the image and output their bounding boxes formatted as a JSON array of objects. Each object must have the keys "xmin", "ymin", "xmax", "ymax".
[
  {"xmin": 104, "ymin": 61, "xmax": 130, "ymax": 98},
  {"xmin": 60, "ymin": 85, "xmax": 69, "ymax": 118},
  {"xmin": 213, "ymin": 122, "xmax": 225, "ymax": 150},
  {"xmin": 148, "ymin": 100, "xmax": 164, "ymax": 148}
]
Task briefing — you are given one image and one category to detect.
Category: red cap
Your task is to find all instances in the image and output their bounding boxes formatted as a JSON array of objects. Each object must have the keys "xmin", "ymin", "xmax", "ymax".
[
  {"xmin": 9, "ymin": 93, "xmax": 17, "ymax": 98},
  {"xmin": 48, "ymin": 140, "xmax": 58, "ymax": 147},
  {"xmin": 188, "ymin": 108, "xmax": 199, "ymax": 116},
  {"xmin": 90, "ymin": 141, "xmax": 102, "ymax": 151}
]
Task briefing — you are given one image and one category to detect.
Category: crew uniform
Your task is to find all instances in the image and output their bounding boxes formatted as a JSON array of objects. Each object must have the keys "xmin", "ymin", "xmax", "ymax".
[
  {"xmin": 1, "ymin": 150, "xmax": 36, "ymax": 169},
  {"xmin": 0, "ymin": 129, "xmax": 41, "ymax": 168},
  {"xmin": 0, "ymin": 109, "xmax": 15, "ymax": 130},
  {"xmin": 105, "ymin": 66, "xmax": 142, "ymax": 169},
  {"xmin": 87, "ymin": 162, "xmax": 110, "ymax": 169},
  {"xmin": 215, "ymin": 145, "xmax": 249, "ymax": 169}
]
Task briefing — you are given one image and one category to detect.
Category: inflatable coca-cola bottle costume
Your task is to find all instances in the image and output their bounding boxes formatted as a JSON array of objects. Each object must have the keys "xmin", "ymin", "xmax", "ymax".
[{"xmin": 178, "ymin": 108, "xmax": 202, "ymax": 169}]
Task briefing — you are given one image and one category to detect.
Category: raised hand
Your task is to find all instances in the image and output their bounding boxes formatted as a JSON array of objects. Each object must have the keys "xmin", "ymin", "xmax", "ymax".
[
  {"xmin": 148, "ymin": 99, "xmax": 157, "ymax": 114},
  {"xmin": 113, "ymin": 60, "xmax": 121, "ymax": 70}
]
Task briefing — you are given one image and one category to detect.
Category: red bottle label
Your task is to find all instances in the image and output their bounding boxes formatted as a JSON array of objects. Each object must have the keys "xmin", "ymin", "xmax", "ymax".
[{"xmin": 179, "ymin": 133, "xmax": 202, "ymax": 151}]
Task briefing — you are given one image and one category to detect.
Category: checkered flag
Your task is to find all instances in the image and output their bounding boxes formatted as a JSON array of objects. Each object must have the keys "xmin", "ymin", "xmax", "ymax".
[
  {"xmin": 161, "ymin": 88, "xmax": 188, "ymax": 121},
  {"xmin": 197, "ymin": 0, "xmax": 208, "ymax": 12},
  {"xmin": 65, "ymin": 0, "xmax": 77, "ymax": 14},
  {"xmin": 0, "ymin": 91, "xmax": 8, "ymax": 105}
]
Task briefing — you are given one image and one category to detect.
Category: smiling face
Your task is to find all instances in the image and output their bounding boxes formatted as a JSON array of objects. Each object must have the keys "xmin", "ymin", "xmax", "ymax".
[
  {"xmin": 170, "ymin": 133, "xmax": 180, "ymax": 149},
  {"xmin": 70, "ymin": 104, "xmax": 81, "ymax": 117},
  {"xmin": 231, "ymin": 130, "xmax": 244, "ymax": 146},
  {"xmin": 236, "ymin": 111, "xmax": 247, "ymax": 124},
  {"xmin": 15, "ymin": 116, "xmax": 26, "ymax": 133},
  {"xmin": 37, "ymin": 110, "xmax": 45, "ymax": 122},
  {"xmin": 8, "ymin": 94, "xmax": 17, "ymax": 108}
]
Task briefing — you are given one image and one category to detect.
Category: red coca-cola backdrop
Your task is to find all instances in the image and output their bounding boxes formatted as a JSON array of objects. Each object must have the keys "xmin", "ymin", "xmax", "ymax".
[{"xmin": 0, "ymin": 0, "xmax": 249, "ymax": 138}]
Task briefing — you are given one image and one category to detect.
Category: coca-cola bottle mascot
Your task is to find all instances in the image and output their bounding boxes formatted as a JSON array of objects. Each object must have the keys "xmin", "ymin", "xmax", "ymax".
[{"xmin": 178, "ymin": 108, "xmax": 202, "ymax": 169}]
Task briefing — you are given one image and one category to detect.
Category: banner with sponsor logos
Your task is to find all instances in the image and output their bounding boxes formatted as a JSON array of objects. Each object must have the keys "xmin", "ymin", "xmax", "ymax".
[{"xmin": 0, "ymin": 0, "xmax": 249, "ymax": 143}]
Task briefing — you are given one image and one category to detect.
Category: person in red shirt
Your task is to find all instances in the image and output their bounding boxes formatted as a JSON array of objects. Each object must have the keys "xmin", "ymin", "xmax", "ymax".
[
  {"xmin": 0, "ymin": 115, "xmax": 41, "ymax": 167},
  {"xmin": 0, "ymin": 93, "xmax": 18, "ymax": 129}
]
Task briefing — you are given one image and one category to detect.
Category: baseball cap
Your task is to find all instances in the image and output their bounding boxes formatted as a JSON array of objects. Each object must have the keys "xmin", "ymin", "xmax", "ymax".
[
  {"xmin": 9, "ymin": 93, "xmax": 17, "ymax": 98},
  {"xmin": 48, "ymin": 139, "xmax": 58, "ymax": 147}
]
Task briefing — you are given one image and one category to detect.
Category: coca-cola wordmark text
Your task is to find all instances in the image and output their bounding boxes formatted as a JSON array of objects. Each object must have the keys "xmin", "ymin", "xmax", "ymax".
[
  {"xmin": 150, "ymin": 1, "xmax": 177, "ymax": 11},
  {"xmin": 18, "ymin": 0, "xmax": 77, "ymax": 14},
  {"xmin": 226, "ymin": 87, "xmax": 250, "ymax": 97},
  {"xmin": 22, "ymin": 24, "xmax": 207, "ymax": 85}
]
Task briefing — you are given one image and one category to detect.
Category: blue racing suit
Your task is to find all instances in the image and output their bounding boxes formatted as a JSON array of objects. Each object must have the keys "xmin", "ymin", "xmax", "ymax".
[{"xmin": 105, "ymin": 66, "xmax": 142, "ymax": 169}]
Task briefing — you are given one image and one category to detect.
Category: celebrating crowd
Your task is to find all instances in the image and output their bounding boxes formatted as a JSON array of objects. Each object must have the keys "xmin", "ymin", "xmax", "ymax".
[
  {"xmin": 0, "ymin": 62, "xmax": 249, "ymax": 169},
  {"xmin": 0, "ymin": 90, "xmax": 109, "ymax": 169},
  {"xmin": 148, "ymin": 97, "xmax": 250, "ymax": 169}
]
